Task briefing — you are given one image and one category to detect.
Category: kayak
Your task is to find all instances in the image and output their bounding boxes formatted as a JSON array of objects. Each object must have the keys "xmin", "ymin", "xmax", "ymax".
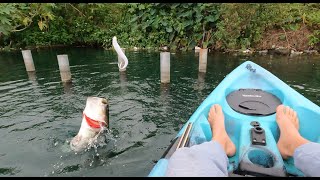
[{"xmin": 149, "ymin": 60, "xmax": 320, "ymax": 177}]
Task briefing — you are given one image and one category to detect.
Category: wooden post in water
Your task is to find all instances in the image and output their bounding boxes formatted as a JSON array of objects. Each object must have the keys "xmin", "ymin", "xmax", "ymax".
[
  {"xmin": 57, "ymin": 54, "xmax": 72, "ymax": 82},
  {"xmin": 199, "ymin": 48, "xmax": 208, "ymax": 73},
  {"xmin": 21, "ymin": 50, "xmax": 35, "ymax": 72},
  {"xmin": 160, "ymin": 52, "xmax": 170, "ymax": 83},
  {"xmin": 118, "ymin": 48, "xmax": 126, "ymax": 72}
]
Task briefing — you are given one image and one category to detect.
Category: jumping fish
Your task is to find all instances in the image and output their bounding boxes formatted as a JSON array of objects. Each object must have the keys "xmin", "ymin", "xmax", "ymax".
[{"xmin": 70, "ymin": 97, "xmax": 109, "ymax": 152}]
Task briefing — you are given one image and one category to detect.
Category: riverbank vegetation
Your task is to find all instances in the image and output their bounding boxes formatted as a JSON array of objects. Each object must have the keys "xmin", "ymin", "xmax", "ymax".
[{"xmin": 0, "ymin": 3, "xmax": 319, "ymax": 53}]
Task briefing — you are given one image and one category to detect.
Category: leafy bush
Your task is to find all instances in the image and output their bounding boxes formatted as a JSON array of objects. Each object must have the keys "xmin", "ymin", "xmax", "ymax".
[{"xmin": 1, "ymin": 3, "xmax": 319, "ymax": 51}]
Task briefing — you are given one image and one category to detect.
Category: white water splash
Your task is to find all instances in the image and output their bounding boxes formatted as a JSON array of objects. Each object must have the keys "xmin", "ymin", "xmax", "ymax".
[{"xmin": 61, "ymin": 125, "xmax": 115, "ymax": 154}]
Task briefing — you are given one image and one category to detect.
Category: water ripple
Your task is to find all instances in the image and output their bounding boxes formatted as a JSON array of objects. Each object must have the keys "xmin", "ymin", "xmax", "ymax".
[{"xmin": 0, "ymin": 48, "xmax": 319, "ymax": 176}]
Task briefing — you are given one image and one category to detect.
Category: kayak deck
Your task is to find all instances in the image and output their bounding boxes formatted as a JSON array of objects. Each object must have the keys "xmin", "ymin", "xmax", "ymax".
[{"xmin": 149, "ymin": 61, "xmax": 320, "ymax": 177}]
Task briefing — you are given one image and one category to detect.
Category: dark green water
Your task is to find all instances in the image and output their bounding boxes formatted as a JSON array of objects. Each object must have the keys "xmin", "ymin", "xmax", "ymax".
[{"xmin": 0, "ymin": 47, "xmax": 319, "ymax": 176}]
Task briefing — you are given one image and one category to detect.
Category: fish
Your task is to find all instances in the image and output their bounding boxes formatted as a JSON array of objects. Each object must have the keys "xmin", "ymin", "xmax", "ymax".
[{"xmin": 70, "ymin": 97, "xmax": 109, "ymax": 152}]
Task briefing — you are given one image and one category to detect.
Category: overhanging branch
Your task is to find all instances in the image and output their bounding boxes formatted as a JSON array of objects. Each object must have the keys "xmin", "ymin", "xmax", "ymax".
[{"xmin": 68, "ymin": 3, "xmax": 86, "ymax": 17}]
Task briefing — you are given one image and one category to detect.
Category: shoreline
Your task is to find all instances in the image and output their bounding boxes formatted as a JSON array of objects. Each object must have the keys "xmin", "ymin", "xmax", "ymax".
[{"xmin": 1, "ymin": 44, "xmax": 319, "ymax": 57}]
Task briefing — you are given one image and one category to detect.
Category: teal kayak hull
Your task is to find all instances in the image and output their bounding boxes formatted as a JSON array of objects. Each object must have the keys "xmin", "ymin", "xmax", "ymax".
[{"xmin": 149, "ymin": 61, "xmax": 320, "ymax": 177}]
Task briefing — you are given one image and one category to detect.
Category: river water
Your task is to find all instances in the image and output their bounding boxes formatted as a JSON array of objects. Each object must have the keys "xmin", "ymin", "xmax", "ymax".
[{"xmin": 0, "ymin": 47, "xmax": 319, "ymax": 176}]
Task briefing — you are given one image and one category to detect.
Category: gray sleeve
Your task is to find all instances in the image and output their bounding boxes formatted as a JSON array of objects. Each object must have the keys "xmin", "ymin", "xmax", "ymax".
[
  {"xmin": 294, "ymin": 142, "xmax": 320, "ymax": 177},
  {"xmin": 165, "ymin": 140, "xmax": 229, "ymax": 177}
]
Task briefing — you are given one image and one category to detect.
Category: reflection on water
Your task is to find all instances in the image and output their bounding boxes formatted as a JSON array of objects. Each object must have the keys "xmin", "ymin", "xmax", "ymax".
[
  {"xmin": 27, "ymin": 71, "xmax": 37, "ymax": 82},
  {"xmin": 119, "ymin": 71, "xmax": 127, "ymax": 83},
  {"xmin": 196, "ymin": 72, "xmax": 206, "ymax": 91},
  {"xmin": 63, "ymin": 82, "xmax": 73, "ymax": 95},
  {"xmin": 0, "ymin": 47, "xmax": 319, "ymax": 176},
  {"xmin": 160, "ymin": 83, "xmax": 170, "ymax": 104},
  {"xmin": 119, "ymin": 71, "xmax": 127, "ymax": 93}
]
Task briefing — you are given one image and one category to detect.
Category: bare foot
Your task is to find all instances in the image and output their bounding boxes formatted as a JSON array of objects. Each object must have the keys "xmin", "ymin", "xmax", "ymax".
[
  {"xmin": 208, "ymin": 104, "xmax": 236, "ymax": 157},
  {"xmin": 276, "ymin": 105, "xmax": 309, "ymax": 159},
  {"xmin": 284, "ymin": 106, "xmax": 299, "ymax": 130}
]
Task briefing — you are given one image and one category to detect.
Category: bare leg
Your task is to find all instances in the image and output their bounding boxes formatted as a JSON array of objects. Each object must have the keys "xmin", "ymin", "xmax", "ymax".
[
  {"xmin": 165, "ymin": 104, "xmax": 235, "ymax": 177},
  {"xmin": 276, "ymin": 105, "xmax": 309, "ymax": 159},
  {"xmin": 208, "ymin": 104, "xmax": 236, "ymax": 157}
]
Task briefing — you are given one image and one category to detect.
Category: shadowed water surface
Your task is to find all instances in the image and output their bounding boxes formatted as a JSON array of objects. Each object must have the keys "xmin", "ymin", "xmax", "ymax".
[{"xmin": 0, "ymin": 47, "xmax": 319, "ymax": 176}]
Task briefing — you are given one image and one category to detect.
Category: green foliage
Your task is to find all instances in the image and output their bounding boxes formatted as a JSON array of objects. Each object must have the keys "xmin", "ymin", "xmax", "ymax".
[
  {"xmin": 0, "ymin": 3, "xmax": 319, "ymax": 51},
  {"xmin": 5, "ymin": 3, "xmax": 127, "ymax": 48},
  {"xmin": 304, "ymin": 4, "xmax": 320, "ymax": 47},
  {"xmin": 0, "ymin": 3, "xmax": 55, "ymax": 34},
  {"xmin": 0, "ymin": 4, "xmax": 16, "ymax": 36},
  {"xmin": 213, "ymin": 3, "xmax": 314, "ymax": 50},
  {"xmin": 0, "ymin": 3, "xmax": 55, "ymax": 48},
  {"xmin": 126, "ymin": 3, "xmax": 220, "ymax": 50},
  {"xmin": 309, "ymin": 30, "xmax": 320, "ymax": 47}
]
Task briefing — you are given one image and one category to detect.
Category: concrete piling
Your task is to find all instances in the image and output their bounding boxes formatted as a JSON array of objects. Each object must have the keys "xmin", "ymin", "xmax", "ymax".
[
  {"xmin": 27, "ymin": 71, "xmax": 36, "ymax": 81},
  {"xmin": 21, "ymin": 50, "xmax": 35, "ymax": 72},
  {"xmin": 57, "ymin": 54, "xmax": 72, "ymax": 82},
  {"xmin": 160, "ymin": 52, "xmax": 170, "ymax": 83},
  {"xmin": 199, "ymin": 48, "xmax": 208, "ymax": 73}
]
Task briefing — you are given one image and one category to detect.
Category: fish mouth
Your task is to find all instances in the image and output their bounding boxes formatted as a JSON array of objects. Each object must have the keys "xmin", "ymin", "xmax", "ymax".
[
  {"xmin": 86, "ymin": 97, "xmax": 108, "ymax": 108},
  {"xmin": 101, "ymin": 98, "xmax": 108, "ymax": 104},
  {"xmin": 84, "ymin": 97, "xmax": 109, "ymax": 125}
]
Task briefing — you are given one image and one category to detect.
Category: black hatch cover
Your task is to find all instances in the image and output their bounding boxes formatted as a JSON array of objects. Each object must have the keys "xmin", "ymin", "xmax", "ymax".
[{"xmin": 226, "ymin": 89, "xmax": 282, "ymax": 116}]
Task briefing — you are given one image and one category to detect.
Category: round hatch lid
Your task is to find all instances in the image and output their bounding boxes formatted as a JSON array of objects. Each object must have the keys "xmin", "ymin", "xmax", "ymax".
[{"xmin": 226, "ymin": 89, "xmax": 282, "ymax": 116}]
